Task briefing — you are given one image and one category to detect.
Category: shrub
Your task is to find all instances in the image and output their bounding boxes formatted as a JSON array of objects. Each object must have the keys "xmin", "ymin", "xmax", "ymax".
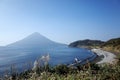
[{"xmin": 54, "ymin": 64, "xmax": 69, "ymax": 75}]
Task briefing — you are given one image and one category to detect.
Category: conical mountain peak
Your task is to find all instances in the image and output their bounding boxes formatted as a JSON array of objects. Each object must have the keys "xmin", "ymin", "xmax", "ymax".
[
  {"xmin": 7, "ymin": 32, "xmax": 62, "ymax": 49},
  {"xmin": 24, "ymin": 32, "xmax": 49, "ymax": 40},
  {"xmin": 29, "ymin": 32, "xmax": 42, "ymax": 37}
]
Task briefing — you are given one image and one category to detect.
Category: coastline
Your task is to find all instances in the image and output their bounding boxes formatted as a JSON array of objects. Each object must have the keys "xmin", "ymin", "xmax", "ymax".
[{"xmin": 91, "ymin": 49, "xmax": 117, "ymax": 64}]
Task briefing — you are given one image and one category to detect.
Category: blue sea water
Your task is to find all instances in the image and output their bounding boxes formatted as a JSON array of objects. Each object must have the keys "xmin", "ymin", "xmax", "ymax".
[{"xmin": 0, "ymin": 45, "xmax": 96, "ymax": 74}]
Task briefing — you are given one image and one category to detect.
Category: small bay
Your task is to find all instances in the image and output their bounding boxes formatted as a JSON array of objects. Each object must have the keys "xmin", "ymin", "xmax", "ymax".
[{"xmin": 0, "ymin": 45, "xmax": 96, "ymax": 74}]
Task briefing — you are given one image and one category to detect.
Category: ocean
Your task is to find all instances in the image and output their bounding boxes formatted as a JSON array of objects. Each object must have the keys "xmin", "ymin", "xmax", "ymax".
[{"xmin": 0, "ymin": 45, "xmax": 96, "ymax": 74}]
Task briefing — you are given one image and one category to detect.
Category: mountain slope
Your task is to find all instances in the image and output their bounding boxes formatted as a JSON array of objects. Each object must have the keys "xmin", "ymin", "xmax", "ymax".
[
  {"xmin": 101, "ymin": 38, "xmax": 120, "ymax": 53},
  {"xmin": 6, "ymin": 32, "xmax": 63, "ymax": 49},
  {"xmin": 69, "ymin": 38, "xmax": 120, "ymax": 53},
  {"xmin": 69, "ymin": 39, "xmax": 104, "ymax": 48}
]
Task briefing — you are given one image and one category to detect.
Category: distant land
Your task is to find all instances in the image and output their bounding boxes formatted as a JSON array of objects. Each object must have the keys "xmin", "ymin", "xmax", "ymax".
[
  {"xmin": 101, "ymin": 38, "xmax": 120, "ymax": 54},
  {"xmin": 69, "ymin": 38, "xmax": 120, "ymax": 54},
  {"xmin": 69, "ymin": 39, "xmax": 104, "ymax": 49},
  {"xmin": 4, "ymin": 32, "xmax": 64, "ymax": 49},
  {"xmin": 0, "ymin": 32, "xmax": 97, "ymax": 74},
  {"xmin": 0, "ymin": 32, "xmax": 119, "ymax": 54}
]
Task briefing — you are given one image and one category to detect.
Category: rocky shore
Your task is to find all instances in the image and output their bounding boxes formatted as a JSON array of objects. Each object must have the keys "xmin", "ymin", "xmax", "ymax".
[{"xmin": 91, "ymin": 49, "xmax": 116, "ymax": 64}]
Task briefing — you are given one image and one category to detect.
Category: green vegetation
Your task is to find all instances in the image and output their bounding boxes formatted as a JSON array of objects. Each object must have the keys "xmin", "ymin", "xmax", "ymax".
[
  {"xmin": 1, "ymin": 55, "xmax": 120, "ymax": 80},
  {"xmin": 69, "ymin": 39, "xmax": 104, "ymax": 49},
  {"xmin": 101, "ymin": 38, "xmax": 120, "ymax": 54},
  {"xmin": 1, "ymin": 37, "xmax": 120, "ymax": 80},
  {"xmin": 69, "ymin": 37, "xmax": 120, "ymax": 53}
]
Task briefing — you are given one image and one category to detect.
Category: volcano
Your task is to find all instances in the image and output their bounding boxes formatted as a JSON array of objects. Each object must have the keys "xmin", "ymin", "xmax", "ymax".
[{"xmin": 6, "ymin": 32, "xmax": 64, "ymax": 49}]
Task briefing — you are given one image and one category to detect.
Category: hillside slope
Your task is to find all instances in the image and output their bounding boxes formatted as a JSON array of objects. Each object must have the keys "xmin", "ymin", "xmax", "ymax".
[
  {"xmin": 6, "ymin": 32, "xmax": 63, "ymax": 49},
  {"xmin": 69, "ymin": 39, "xmax": 104, "ymax": 49},
  {"xmin": 101, "ymin": 38, "xmax": 120, "ymax": 53},
  {"xmin": 69, "ymin": 38, "xmax": 120, "ymax": 53}
]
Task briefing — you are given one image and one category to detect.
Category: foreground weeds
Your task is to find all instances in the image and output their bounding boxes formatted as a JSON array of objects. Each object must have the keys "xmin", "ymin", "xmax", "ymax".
[{"xmin": 1, "ymin": 55, "xmax": 120, "ymax": 80}]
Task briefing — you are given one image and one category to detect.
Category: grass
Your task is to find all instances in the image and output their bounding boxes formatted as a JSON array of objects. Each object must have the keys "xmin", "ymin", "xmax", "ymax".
[{"xmin": 1, "ymin": 55, "xmax": 120, "ymax": 80}]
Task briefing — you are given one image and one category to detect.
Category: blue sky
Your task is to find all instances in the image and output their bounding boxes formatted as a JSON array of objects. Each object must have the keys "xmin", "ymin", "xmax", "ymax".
[{"xmin": 0, "ymin": 0, "xmax": 120, "ymax": 46}]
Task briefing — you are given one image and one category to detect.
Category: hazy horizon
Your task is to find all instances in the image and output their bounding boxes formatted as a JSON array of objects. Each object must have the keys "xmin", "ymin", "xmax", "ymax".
[{"xmin": 0, "ymin": 0, "xmax": 120, "ymax": 46}]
